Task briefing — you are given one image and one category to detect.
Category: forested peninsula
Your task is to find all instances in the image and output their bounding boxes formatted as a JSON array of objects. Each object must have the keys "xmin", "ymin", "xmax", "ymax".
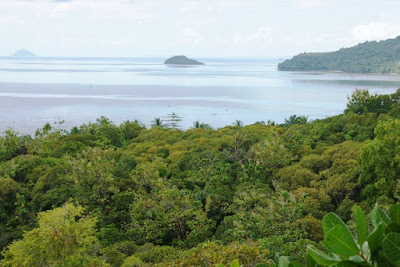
[
  {"xmin": 1, "ymin": 89, "xmax": 400, "ymax": 266},
  {"xmin": 278, "ymin": 36, "xmax": 400, "ymax": 74}
]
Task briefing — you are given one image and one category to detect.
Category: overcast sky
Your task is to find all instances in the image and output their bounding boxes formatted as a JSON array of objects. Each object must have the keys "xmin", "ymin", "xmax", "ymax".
[{"xmin": 1, "ymin": 0, "xmax": 400, "ymax": 58}]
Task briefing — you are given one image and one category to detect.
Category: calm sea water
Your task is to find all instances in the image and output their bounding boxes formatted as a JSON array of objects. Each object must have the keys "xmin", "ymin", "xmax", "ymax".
[{"xmin": 1, "ymin": 57, "xmax": 400, "ymax": 135}]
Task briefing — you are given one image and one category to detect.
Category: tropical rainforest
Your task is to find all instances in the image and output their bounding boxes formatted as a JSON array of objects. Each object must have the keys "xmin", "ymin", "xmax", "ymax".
[
  {"xmin": 278, "ymin": 36, "xmax": 400, "ymax": 74},
  {"xmin": 1, "ymin": 89, "xmax": 400, "ymax": 266}
]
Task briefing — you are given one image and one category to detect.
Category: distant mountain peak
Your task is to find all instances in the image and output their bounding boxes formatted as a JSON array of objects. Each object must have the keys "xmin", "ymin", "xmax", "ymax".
[{"xmin": 12, "ymin": 49, "xmax": 37, "ymax": 57}]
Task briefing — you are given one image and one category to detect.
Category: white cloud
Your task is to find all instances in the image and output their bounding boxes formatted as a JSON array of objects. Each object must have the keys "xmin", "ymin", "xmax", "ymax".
[
  {"xmin": 352, "ymin": 21, "xmax": 400, "ymax": 42},
  {"xmin": 0, "ymin": 16, "xmax": 24, "ymax": 24},
  {"xmin": 2, "ymin": 0, "xmax": 400, "ymax": 57},
  {"xmin": 297, "ymin": 0, "xmax": 324, "ymax": 9},
  {"xmin": 179, "ymin": 1, "xmax": 199, "ymax": 13},
  {"xmin": 234, "ymin": 27, "xmax": 273, "ymax": 44},
  {"xmin": 181, "ymin": 28, "xmax": 203, "ymax": 45},
  {"xmin": 207, "ymin": 1, "xmax": 251, "ymax": 12}
]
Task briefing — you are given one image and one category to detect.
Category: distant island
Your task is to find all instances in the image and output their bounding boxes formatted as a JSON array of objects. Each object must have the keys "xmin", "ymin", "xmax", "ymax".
[
  {"xmin": 278, "ymin": 36, "xmax": 400, "ymax": 74},
  {"xmin": 164, "ymin": 55, "xmax": 204, "ymax": 65},
  {"xmin": 11, "ymin": 49, "xmax": 37, "ymax": 57}
]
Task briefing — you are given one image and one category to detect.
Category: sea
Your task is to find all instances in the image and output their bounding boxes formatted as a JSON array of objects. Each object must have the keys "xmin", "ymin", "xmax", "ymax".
[{"xmin": 1, "ymin": 56, "xmax": 400, "ymax": 135}]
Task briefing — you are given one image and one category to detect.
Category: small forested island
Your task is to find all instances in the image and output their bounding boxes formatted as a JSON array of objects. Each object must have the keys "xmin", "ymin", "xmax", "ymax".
[
  {"xmin": 278, "ymin": 36, "xmax": 400, "ymax": 74},
  {"xmin": 1, "ymin": 89, "xmax": 400, "ymax": 265},
  {"xmin": 164, "ymin": 55, "xmax": 204, "ymax": 65},
  {"xmin": 11, "ymin": 49, "xmax": 37, "ymax": 57}
]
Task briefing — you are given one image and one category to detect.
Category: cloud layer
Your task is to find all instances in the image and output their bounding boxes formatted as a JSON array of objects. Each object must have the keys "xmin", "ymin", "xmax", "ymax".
[{"xmin": 1, "ymin": 0, "xmax": 400, "ymax": 57}]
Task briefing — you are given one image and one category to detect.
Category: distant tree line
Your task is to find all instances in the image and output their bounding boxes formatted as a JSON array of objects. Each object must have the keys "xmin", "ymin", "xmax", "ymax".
[{"xmin": 278, "ymin": 36, "xmax": 400, "ymax": 74}]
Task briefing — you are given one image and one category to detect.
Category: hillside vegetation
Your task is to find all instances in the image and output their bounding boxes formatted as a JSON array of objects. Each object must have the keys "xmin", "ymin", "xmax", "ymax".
[
  {"xmin": 1, "ymin": 89, "xmax": 400, "ymax": 266},
  {"xmin": 278, "ymin": 36, "xmax": 400, "ymax": 74}
]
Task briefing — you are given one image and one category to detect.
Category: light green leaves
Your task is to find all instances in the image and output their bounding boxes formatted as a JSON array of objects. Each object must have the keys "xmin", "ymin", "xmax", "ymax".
[
  {"xmin": 323, "ymin": 225, "xmax": 360, "ymax": 258},
  {"xmin": 230, "ymin": 259, "xmax": 240, "ymax": 267},
  {"xmin": 307, "ymin": 203, "xmax": 400, "ymax": 266},
  {"xmin": 307, "ymin": 211, "xmax": 361, "ymax": 265},
  {"xmin": 322, "ymin": 212, "xmax": 348, "ymax": 234},
  {"xmin": 371, "ymin": 204, "xmax": 391, "ymax": 228},
  {"xmin": 306, "ymin": 245, "xmax": 340, "ymax": 266},
  {"xmin": 216, "ymin": 259, "xmax": 240, "ymax": 267},
  {"xmin": 353, "ymin": 204, "xmax": 368, "ymax": 246},
  {"xmin": 321, "ymin": 211, "xmax": 360, "ymax": 259},
  {"xmin": 278, "ymin": 256, "xmax": 290, "ymax": 267}
]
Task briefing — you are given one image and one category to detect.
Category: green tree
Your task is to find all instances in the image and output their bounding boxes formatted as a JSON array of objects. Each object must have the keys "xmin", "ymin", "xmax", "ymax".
[
  {"xmin": 164, "ymin": 112, "xmax": 182, "ymax": 129},
  {"xmin": 282, "ymin": 115, "xmax": 308, "ymax": 127},
  {"xmin": 151, "ymin": 117, "xmax": 165, "ymax": 128},
  {"xmin": 1, "ymin": 203, "xmax": 107, "ymax": 266},
  {"xmin": 192, "ymin": 120, "xmax": 212, "ymax": 129},
  {"xmin": 359, "ymin": 118, "xmax": 400, "ymax": 204}
]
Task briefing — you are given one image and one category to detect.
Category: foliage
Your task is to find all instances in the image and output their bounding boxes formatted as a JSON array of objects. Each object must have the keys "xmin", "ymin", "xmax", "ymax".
[
  {"xmin": 282, "ymin": 115, "xmax": 308, "ymax": 127},
  {"xmin": 278, "ymin": 36, "xmax": 400, "ymax": 73},
  {"xmin": 0, "ymin": 89, "xmax": 399, "ymax": 265},
  {"xmin": 1, "ymin": 203, "xmax": 107, "ymax": 266},
  {"xmin": 307, "ymin": 203, "xmax": 400, "ymax": 266},
  {"xmin": 171, "ymin": 241, "xmax": 269, "ymax": 266},
  {"xmin": 163, "ymin": 112, "xmax": 182, "ymax": 129},
  {"xmin": 359, "ymin": 118, "xmax": 400, "ymax": 204}
]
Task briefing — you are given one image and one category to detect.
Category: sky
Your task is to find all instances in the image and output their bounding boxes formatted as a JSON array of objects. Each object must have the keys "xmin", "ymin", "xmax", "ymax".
[{"xmin": 1, "ymin": 0, "xmax": 400, "ymax": 58}]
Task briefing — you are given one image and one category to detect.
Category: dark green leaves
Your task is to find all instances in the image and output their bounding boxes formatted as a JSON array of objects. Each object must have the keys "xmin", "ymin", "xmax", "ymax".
[
  {"xmin": 367, "ymin": 223, "xmax": 385, "ymax": 252},
  {"xmin": 390, "ymin": 204, "xmax": 400, "ymax": 225},
  {"xmin": 382, "ymin": 233, "xmax": 400, "ymax": 265},
  {"xmin": 288, "ymin": 261, "xmax": 303, "ymax": 267}
]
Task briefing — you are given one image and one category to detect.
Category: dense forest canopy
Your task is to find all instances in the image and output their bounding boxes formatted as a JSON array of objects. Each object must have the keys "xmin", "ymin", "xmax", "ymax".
[
  {"xmin": 1, "ymin": 89, "xmax": 400, "ymax": 266},
  {"xmin": 278, "ymin": 36, "xmax": 400, "ymax": 74}
]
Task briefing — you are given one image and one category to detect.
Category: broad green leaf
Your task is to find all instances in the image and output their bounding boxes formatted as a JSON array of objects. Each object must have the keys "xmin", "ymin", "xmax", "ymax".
[
  {"xmin": 386, "ymin": 223, "xmax": 400, "ymax": 234},
  {"xmin": 336, "ymin": 261, "xmax": 361, "ymax": 267},
  {"xmin": 278, "ymin": 256, "xmax": 290, "ymax": 267},
  {"xmin": 371, "ymin": 204, "xmax": 391, "ymax": 228},
  {"xmin": 353, "ymin": 204, "xmax": 368, "ymax": 246},
  {"xmin": 367, "ymin": 223, "xmax": 385, "ymax": 252},
  {"xmin": 323, "ymin": 212, "xmax": 348, "ymax": 235},
  {"xmin": 324, "ymin": 225, "xmax": 360, "ymax": 259},
  {"xmin": 230, "ymin": 259, "xmax": 240, "ymax": 267},
  {"xmin": 307, "ymin": 245, "xmax": 340, "ymax": 266},
  {"xmin": 382, "ymin": 233, "xmax": 400, "ymax": 265},
  {"xmin": 216, "ymin": 264, "xmax": 224, "ymax": 267},
  {"xmin": 390, "ymin": 204, "xmax": 400, "ymax": 224},
  {"xmin": 306, "ymin": 252, "xmax": 318, "ymax": 267},
  {"xmin": 288, "ymin": 261, "xmax": 303, "ymax": 267},
  {"xmin": 274, "ymin": 254, "xmax": 280, "ymax": 264},
  {"xmin": 376, "ymin": 250, "xmax": 393, "ymax": 267}
]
